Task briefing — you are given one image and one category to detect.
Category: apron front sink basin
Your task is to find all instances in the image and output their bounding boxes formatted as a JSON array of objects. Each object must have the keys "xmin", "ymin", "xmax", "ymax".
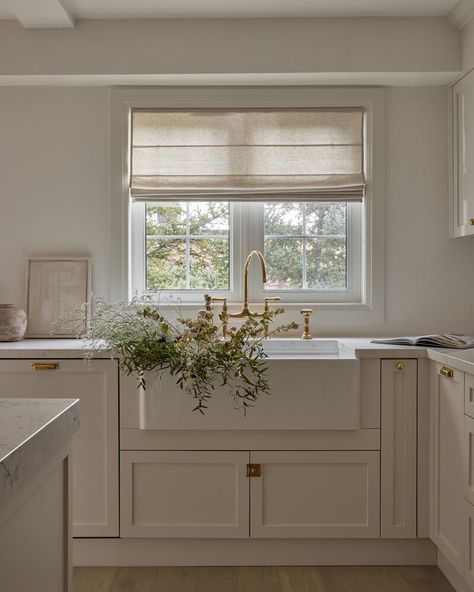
[{"xmin": 139, "ymin": 340, "xmax": 359, "ymax": 431}]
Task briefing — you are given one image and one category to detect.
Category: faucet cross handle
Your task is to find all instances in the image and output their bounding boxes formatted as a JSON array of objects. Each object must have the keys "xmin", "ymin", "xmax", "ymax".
[
  {"xmin": 203, "ymin": 294, "xmax": 212, "ymax": 312},
  {"xmin": 264, "ymin": 296, "xmax": 281, "ymax": 313},
  {"xmin": 205, "ymin": 296, "xmax": 229, "ymax": 338},
  {"xmin": 263, "ymin": 297, "xmax": 281, "ymax": 339}
]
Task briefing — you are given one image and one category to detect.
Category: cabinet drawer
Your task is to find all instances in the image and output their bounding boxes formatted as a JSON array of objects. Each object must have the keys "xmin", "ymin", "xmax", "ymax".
[
  {"xmin": 120, "ymin": 450, "xmax": 249, "ymax": 538},
  {"xmin": 250, "ymin": 450, "xmax": 380, "ymax": 538}
]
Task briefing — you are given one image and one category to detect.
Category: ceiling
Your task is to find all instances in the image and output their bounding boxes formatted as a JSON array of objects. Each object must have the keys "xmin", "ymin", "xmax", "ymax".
[{"xmin": 0, "ymin": 0, "xmax": 464, "ymax": 28}]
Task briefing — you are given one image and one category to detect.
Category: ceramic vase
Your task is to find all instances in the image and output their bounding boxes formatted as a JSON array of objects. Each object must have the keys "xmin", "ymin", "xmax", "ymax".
[{"xmin": 0, "ymin": 304, "xmax": 27, "ymax": 341}]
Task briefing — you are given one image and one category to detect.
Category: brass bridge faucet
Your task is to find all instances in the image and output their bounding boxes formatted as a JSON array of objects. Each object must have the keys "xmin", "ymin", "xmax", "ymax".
[{"xmin": 203, "ymin": 250, "xmax": 282, "ymax": 337}]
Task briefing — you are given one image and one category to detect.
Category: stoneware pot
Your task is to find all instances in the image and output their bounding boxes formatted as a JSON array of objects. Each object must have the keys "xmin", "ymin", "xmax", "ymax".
[{"xmin": 0, "ymin": 304, "xmax": 27, "ymax": 341}]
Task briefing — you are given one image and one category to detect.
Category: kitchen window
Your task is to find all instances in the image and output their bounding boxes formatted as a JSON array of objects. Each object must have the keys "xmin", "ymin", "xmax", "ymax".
[{"xmin": 129, "ymin": 106, "xmax": 365, "ymax": 304}]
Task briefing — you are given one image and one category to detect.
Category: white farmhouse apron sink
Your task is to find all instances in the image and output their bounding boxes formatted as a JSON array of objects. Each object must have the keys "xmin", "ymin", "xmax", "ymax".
[{"xmin": 139, "ymin": 339, "xmax": 360, "ymax": 431}]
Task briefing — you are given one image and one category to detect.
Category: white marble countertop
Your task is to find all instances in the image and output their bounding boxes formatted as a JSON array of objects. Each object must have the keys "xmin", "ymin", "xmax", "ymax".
[
  {"xmin": 0, "ymin": 337, "xmax": 427, "ymax": 358},
  {"xmin": 0, "ymin": 398, "xmax": 79, "ymax": 506},
  {"xmin": 0, "ymin": 337, "xmax": 473, "ymax": 372},
  {"xmin": 0, "ymin": 339, "xmax": 110, "ymax": 359}
]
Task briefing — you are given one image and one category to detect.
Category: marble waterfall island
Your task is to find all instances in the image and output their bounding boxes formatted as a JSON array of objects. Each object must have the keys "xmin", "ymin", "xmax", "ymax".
[{"xmin": 0, "ymin": 398, "xmax": 79, "ymax": 592}]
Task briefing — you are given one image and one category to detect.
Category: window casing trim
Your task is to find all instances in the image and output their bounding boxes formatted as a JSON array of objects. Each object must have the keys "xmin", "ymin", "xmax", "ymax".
[{"xmin": 111, "ymin": 86, "xmax": 385, "ymax": 323}]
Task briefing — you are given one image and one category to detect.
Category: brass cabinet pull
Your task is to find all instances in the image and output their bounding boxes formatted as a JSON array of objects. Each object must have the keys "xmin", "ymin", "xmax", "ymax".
[
  {"xmin": 395, "ymin": 362, "xmax": 405, "ymax": 370},
  {"xmin": 246, "ymin": 464, "xmax": 261, "ymax": 477},
  {"xmin": 469, "ymin": 218, "xmax": 474, "ymax": 226},
  {"xmin": 440, "ymin": 366, "xmax": 454, "ymax": 378},
  {"xmin": 31, "ymin": 362, "xmax": 59, "ymax": 371}
]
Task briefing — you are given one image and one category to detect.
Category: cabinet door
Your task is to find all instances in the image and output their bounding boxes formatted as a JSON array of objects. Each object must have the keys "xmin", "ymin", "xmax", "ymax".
[
  {"xmin": 381, "ymin": 359, "xmax": 417, "ymax": 538},
  {"xmin": 465, "ymin": 374, "xmax": 474, "ymax": 419},
  {"xmin": 431, "ymin": 362, "xmax": 464, "ymax": 573},
  {"xmin": 452, "ymin": 70, "xmax": 474, "ymax": 237},
  {"xmin": 120, "ymin": 451, "xmax": 249, "ymax": 538},
  {"xmin": 465, "ymin": 501, "xmax": 474, "ymax": 590},
  {"xmin": 0, "ymin": 359, "xmax": 119, "ymax": 537},
  {"xmin": 465, "ymin": 415, "xmax": 474, "ymax": 506},
  {"xmin": 250, "ymin": 450, "xmax": 379, "ymax": 538}
]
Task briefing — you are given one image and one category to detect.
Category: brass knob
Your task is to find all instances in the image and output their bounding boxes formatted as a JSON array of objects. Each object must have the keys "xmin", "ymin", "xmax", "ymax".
[
  {"xmin": 395, "ymin": 362, "xmax": 405, "ymax": 370},
  {"xmin": 469, "ymin": 218, "xmax": 474, "ymax": 226},
  {"xmin": 440, "ymin": 366, "xmax": 454, "ymax": 378},
  {"xmin": 300, "ymin": 308, "xmax": 312, "ymax": 340}
]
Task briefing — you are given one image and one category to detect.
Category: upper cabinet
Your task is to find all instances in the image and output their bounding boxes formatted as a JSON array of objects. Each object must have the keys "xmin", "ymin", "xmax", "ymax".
[{"xmin": 451, "ymin": 69, "xmax": 474, "ymax": 238}]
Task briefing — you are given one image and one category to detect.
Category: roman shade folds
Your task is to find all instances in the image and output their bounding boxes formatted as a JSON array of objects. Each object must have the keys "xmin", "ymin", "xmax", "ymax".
[{"xmin": 130, "ymin": 108, "xmax": 366, "ymax": 202}]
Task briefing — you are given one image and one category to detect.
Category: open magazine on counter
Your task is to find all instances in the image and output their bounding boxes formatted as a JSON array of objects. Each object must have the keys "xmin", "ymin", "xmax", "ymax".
[{"xmin": 371, "ymin": 334, "xmax": 474, "ymax": 349}]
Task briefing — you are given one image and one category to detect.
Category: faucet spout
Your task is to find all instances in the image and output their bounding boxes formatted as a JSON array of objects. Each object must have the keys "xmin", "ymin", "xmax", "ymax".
[
  {"xmin": 243, "ymin": 250, "xmax": 266, "ymax": 309},
  {"xmin": 229, "ymin": 250, "xmax": 268, "ymax": 319}
]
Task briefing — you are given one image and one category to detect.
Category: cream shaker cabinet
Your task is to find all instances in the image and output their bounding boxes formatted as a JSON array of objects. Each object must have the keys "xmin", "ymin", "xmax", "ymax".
[
  {"xmin": 430, "ymin": 362, "xmax": 465, "ymax": 573},
  {"xmin": 0, "ymin": 359, "xmax": 119, "ymax": 537},
  {"xmin": 380, "ymin": 359, "xmax": 417, "ymax": 538},
  {"xmin": 120, "ymin": 450, "xmax": 250, "ymax": 538},
  {"xmin": 249, "ymin": 450, "xmax": 380, "ymax": 539},
  {"xmin": 451, "ymin": 68, "xmax": 474, "ymax": 238},
  {"xmin": 120, "ymin": 449, "xmax": 380, "ymax": 539}
]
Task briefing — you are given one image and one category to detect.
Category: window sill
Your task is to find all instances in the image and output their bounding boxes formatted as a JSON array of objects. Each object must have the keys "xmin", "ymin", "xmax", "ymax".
[{"xmin": 157, "ymin": 300, "xmax": 384, "ymax": 325}]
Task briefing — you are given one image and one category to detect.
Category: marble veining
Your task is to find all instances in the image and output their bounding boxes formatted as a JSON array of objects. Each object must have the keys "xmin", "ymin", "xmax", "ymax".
[{"xmin": 0, "ymin": 398, "xmax": 79, "ymax": 506}]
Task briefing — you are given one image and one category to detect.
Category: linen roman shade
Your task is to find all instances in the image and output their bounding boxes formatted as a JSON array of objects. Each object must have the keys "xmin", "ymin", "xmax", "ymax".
[{"xmin": 130, "ymin": 108, "xmax": 365, "ymax": 202}]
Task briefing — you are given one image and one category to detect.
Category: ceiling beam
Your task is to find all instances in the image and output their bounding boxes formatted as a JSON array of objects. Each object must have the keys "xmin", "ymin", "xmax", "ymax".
[{"xmin": 7, "ymin": 0, "xmax": 74, "ymax": 28}]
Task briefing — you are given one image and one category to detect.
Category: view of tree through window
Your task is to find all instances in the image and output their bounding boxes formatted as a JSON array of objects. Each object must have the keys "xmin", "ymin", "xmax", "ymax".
[
  {"xmin": 264, "ymin": 203, "xmax": 347, "ymax": 290},
  {"xmin": 144, "ymin": 202, "xmax": 347, "ymax": 293},
  {"xmin": 146, "ymin": 202, "xmax": 230, "ymax": 290}
]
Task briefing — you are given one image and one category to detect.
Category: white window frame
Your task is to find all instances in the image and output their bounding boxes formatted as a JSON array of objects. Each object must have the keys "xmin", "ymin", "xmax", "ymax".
[
  {"xmin": 130, "ymin": 201, "xmax": 361, "ymax": 304},
  {"xmin": 111, "ymin": 87, "xmax": 385, "ymax": 324}
]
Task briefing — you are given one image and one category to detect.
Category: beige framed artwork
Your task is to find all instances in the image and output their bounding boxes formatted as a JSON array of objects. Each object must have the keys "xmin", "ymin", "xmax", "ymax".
[{"xmin": 26, "ymin": 257, "xmax": 91, "ymax": 338}]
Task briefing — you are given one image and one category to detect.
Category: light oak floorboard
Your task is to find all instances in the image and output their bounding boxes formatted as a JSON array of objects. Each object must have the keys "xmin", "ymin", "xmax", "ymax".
[{"xmin": 74, "ymin": 565, "xmax": 455, "ymax": 592}]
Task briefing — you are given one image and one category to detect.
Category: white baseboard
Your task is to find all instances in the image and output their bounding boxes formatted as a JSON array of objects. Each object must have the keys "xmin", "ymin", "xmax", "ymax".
[
  {"xmin": 74, "ymin": 538, "xmax": 436, "ymax": 567},
  {"xmin": 438, "ymin": 551, "xmax": 472, "ymax": 592}
]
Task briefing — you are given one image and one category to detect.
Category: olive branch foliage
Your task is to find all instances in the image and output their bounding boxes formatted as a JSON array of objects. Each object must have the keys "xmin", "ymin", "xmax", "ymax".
[{"xmin": 54, "ymin": 297, "xmax": 298, "ymax": 414}]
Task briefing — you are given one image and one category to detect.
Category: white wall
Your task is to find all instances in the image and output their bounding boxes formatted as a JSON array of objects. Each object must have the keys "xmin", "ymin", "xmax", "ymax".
[
  {"xmin": 1, "ymin": 85, "xmax": 473, "ymax": 336},
  {"xmin": 381, "ymin": 86, "xmax": 474, "ymax": 337},
  {"xmin": 0, "ymin": 87, "xmax": 111, "ymax": 302}
]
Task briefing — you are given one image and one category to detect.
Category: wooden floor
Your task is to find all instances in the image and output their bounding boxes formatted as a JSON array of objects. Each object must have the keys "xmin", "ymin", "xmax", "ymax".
[{"xmin": 73, "ymin": 565, "xmax": 455, "ymax": 592}]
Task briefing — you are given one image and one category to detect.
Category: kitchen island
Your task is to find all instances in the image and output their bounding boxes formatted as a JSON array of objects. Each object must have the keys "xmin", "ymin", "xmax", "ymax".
[{"xmin": 0, "ymin": 398, "xmax": 79, "ymax": 592}]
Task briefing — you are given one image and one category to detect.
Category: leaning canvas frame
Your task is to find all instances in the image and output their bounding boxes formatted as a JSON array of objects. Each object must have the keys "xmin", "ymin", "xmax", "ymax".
[{"xmin": 25, "ymin": 257, "xmax": 91, "ymax": 338}]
